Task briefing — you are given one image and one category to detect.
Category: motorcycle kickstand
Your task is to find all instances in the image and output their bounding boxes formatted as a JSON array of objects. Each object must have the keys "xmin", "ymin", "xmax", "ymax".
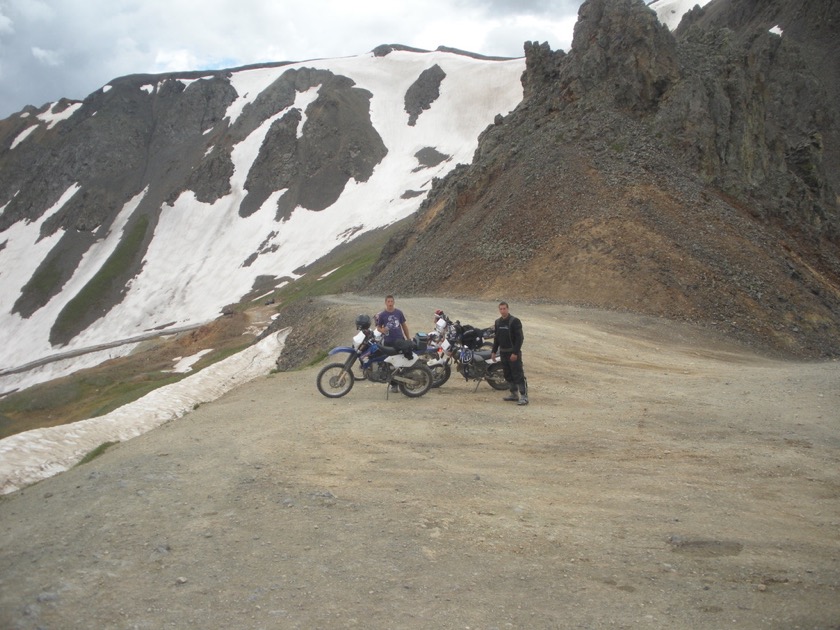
[{"xmin": 473, "ymin": 379, "xmax": 482, "ymax": 393}]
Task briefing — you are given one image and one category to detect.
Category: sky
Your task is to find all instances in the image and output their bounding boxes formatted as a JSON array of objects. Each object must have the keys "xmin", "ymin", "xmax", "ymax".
[{"xmin": 0, "ymin": 0, "xmax": 583, "ymax": 119}]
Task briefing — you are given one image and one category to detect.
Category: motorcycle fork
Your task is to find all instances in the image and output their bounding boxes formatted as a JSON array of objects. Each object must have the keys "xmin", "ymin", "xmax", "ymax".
[{"xmin": 342, "ymin": 353, "xmax": 359, "ymax": 376}]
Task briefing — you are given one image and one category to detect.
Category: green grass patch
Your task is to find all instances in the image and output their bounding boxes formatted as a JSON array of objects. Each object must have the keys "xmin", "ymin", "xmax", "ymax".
[
  {"xmin": 75, "ymin": 441, "xmax": 119, "ymax": 466},
  {"xmin": 198, "ymin": 342, "xmax": 254, "ymax": 367},
  {"xmin": 307, "ymin": 350, "xmax": 329, "ymax": 366},
  {"xmin": 267, "ymin": 227, "xmax": 390, "ymax": 307},
  {"xmin": 84, "ymin": 372, "xmax": 187, "ymax": 419},
  {"xmin": 0, "ymin": 369, "xmax": 186, "ymax": 440},
  {"xmin": 22, "ymin": 256, "xmax": 64, "ymax": 299},
  {"xmin": 51, "ymin": 215, "xmax": 150, "ymax": 343}
]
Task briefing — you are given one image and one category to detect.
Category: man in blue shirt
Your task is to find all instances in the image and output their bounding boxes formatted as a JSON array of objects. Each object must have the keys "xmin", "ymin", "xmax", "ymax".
[
  {"xmin": 375, "ymin": 295, "xmax": 409, "ymax": 344},
  {"xmin": 375, "ymin": 295, "xmax": 410, "ymax": 392}
]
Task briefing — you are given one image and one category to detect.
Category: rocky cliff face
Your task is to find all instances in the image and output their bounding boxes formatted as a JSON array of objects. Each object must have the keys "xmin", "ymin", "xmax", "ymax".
[{"xmin": 366, "ymin": 0, "xmax": 840, "ymax": 357}]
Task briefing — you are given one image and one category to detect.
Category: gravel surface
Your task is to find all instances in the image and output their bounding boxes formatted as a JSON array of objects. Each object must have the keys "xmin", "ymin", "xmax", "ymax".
[{"xmin": 1, "ymin": 297, "xmax": 838, "ymax": 629}]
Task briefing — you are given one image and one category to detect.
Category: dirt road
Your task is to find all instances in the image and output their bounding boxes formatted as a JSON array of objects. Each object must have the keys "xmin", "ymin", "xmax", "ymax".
[{"xmin": 1, "ymin": 297, "xmax": 838, "ymax": 629}]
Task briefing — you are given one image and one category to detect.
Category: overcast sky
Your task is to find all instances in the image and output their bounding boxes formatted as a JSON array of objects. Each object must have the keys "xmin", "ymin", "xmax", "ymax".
[{"xmin": 0, "ymin": 0, "xmax": 585, "ymax": 119}]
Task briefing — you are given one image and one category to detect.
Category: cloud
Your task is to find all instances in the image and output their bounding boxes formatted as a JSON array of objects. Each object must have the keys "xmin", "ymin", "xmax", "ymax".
[
  {"xmin": 0, "ymin": 11, "xmax": 13, "ymax": 35},
  {"xmin": 31, "ymin": 46, "xmax": 63, "ymax": 67},
  {"xmin": 0, "ymin": 0, "xmax": 585, "ymax": 119}
]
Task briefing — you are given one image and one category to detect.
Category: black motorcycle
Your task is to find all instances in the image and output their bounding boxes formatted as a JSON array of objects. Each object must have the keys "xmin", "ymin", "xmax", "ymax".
[{"xmin": 449, "ymin": 323, "xmax": 507, "ymax": 390}]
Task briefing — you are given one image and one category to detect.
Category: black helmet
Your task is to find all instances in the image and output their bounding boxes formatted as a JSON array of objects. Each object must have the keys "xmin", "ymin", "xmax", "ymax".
[{"xmin": 355, "ymin": 314, "xmax": 371, "ymax": 330}]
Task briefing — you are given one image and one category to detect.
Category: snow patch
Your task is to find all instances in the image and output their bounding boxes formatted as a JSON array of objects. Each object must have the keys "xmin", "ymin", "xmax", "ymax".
[
  {"xmin": 36, "ymin": 102, "xmax": 83, "ymax": 129},
  {"xmin": 10, "ymin": 125, "xmax": 38, "ymax": 149},
  {"xmin": 168, "ymin": 348, "xmax": 214, "ymax": 373},
  {"xmin": 0, "ymin": 328, "xmax": 290, "ymax": 494},
  {"xmin": 649, "ymin": 0, "xmax": 712, "ymax": 30}
]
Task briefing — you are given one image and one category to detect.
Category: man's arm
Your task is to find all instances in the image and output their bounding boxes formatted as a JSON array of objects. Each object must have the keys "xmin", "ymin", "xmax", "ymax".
[
  {"xmin": 399, "ymin": 310, "xmax": 409, "ymax": 339},
  {"xmin": 512, "ymin": 317, "xmax": 524, "ymax": 354}
]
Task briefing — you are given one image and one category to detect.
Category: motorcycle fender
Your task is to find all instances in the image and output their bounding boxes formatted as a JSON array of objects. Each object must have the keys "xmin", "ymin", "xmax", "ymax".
[{"xmin": 327, "ymin": 346, "xmax": 355, "ymax": 356}]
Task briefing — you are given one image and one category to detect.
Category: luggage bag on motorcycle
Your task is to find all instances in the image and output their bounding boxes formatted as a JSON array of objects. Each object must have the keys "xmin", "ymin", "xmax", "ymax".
[
  {"xmin": 457, "ymin": 324, "xmax": 484, "ymax": 350},
  {"xmin": 392, "ymin": 338, "xmax": 415, "ymax": 359},
  {"xmin": 413, "ymin": 332, "xmax": 429, "ymax": 352}
]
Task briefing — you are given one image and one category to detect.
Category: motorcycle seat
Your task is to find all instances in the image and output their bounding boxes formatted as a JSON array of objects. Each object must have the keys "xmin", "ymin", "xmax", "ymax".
[
  {"xmin": 383, "ymin": 339, "xmax": 414, "ymax": 359},
  {"xmin": 475, "ymin": 350, "xmax": 493, "ymax": 360}
]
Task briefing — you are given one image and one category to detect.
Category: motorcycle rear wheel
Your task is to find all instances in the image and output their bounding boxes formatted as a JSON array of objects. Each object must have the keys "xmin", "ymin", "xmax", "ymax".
[
  {"xmin": 485, "ymin": 363, "xmax": 509, "ymax": 390},
  {"xmin": 398, "ymin": 364, "xmax": 433, "ymax": 398},
  {"xmin": 316, "ymin": 363, "xmax": 355, "ymax": 398}
]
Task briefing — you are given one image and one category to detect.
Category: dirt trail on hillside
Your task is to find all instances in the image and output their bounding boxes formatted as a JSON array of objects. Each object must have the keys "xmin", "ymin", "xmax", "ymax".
[{"xmin": 1, "ymin": 297, "xmax": 839, "ymax": 629}]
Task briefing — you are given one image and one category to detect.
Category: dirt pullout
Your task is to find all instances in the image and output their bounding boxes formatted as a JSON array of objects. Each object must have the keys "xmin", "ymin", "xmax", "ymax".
[{"xmin": 1, "ymin": 296, "xmax": 838, "ymax": 629}]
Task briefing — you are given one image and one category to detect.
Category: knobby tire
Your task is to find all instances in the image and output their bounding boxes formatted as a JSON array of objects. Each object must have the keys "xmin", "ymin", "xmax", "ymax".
[
  {"xmin": 398, "ymin": 364, "xmax": 433, "ymax": 398},
  {"xmin": 316, "ymin": 363, "xmax": 355, "ymax": 398}
]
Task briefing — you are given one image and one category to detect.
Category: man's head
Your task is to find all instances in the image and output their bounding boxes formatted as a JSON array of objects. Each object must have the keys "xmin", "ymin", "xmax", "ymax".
[
  {"xmin": 384, "ymin": 295, "xmax": 396, "ymax": 311},
  {"xmin": 498, "ymin": 301, "xmax": 510, "ymax": 318}
]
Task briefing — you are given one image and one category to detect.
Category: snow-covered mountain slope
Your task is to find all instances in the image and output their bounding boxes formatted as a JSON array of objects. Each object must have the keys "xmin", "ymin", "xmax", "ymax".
[
  {"xmin": 649, "ymin": 0, "xmax": 712, "ymax": 30},
  {"xmin": 0, "ymin": 48, "xmax": 524, "ymax": 391}
]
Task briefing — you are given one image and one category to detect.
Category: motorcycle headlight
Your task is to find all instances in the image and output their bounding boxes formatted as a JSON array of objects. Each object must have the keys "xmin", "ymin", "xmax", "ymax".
[{"xmin": 352, "ymin": 330, "xmax": 367, "ymax": 348}]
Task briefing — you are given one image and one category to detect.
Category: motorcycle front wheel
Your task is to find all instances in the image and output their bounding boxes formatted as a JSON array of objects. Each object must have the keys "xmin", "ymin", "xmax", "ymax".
[
  {"xmin": 429, "ymin": 362, "xmax": 451, "ymax": 388},
  {"xmin": 398, "ymin": 364, "xmax": 433, "ymax": 398},
  {"xmin": 316, "ymin": 363, "xmax": 355, "ymax": 398},
  {"xmin": 485, "ymin": 363, "xmax": 510, "ymax": 390}
]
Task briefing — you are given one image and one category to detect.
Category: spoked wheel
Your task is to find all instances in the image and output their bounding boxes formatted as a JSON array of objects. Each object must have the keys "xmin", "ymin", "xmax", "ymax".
[
  {"xmin": 316, "ymin": 363, "xmax": 355, "ymax": 398},
  {"xmin": 398, "ymin": 364, "xmax": 433, "ymax": 398},
  {"xmin": 428, "ymin": 362, "xmax": 451, "ymax": 388},
  {"xmin": 485, "ymin": 363, "xmax": 509, "ymax": 390}
]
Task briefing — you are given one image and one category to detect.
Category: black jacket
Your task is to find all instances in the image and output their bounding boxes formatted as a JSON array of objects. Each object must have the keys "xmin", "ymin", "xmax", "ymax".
[{"xmin": 492, "ymin": 315, "xmax": 524, "ymax": 354}]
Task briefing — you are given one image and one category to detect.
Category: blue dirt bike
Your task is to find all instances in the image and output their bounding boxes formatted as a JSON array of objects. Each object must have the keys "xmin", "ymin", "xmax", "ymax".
[{"xmin": 316, "ymin": 319, "xmax": 433, "ymax": 399}]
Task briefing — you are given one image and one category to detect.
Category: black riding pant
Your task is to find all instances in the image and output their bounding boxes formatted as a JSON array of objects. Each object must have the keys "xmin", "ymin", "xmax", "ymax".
[{"xmin": 500, "ymin": 351, "xmax": 526, "ymax": 394}]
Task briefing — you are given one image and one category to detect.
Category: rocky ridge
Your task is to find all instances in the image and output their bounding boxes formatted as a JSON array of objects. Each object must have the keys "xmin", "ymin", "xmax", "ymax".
[{"xmin": 366, "ymin": 0, "xmax": 840, "ymax": 358}]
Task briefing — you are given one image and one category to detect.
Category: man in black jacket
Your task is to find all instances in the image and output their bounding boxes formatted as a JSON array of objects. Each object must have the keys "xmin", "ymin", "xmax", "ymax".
[{"xmin": 490, "ymin": 301, "xmax": 528, "ymax": 405}]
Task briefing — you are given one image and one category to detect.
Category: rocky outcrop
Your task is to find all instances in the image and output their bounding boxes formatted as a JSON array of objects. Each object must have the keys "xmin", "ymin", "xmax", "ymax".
[
  {"xmin": 405, "ymin": 64, "xmax": 446, "ymax": 126},
  {"xmin": 366, "ymin": 0, "xmax": 840, "ymax": 358},
  {"xmin": 657, "ymin": 5, "xmax": 838, "ymax": 240},
  {"xmin": 237, "ymin": 69, "xmax": 387, "ymax": 219},
  {"xmin": 562, "ymin": 0, "xmax": 680, "ymax": 111}
]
